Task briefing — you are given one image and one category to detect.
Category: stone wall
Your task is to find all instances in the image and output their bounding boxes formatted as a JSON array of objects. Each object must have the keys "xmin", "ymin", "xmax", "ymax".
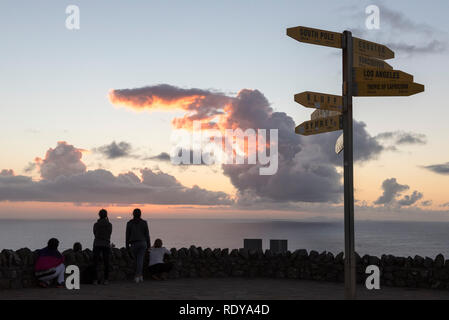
[{"xmin": 1, "ymin": 246, "xmax": 449, "ymax": 290}]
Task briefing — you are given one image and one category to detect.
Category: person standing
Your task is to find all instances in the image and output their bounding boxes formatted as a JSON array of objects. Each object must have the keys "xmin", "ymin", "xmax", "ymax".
[
  {"xmin": 93, "ymin": 209, "xmax": 112, "ymax": 285},
  {"xmin": 126, "ymin": 208, "xmax": 150, "ymax": 283}
]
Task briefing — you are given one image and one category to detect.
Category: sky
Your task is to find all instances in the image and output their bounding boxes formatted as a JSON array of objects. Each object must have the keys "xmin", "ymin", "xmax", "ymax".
[{"xmin": 1, "ymin": 0, "xmax": 449, "ymax": 220}]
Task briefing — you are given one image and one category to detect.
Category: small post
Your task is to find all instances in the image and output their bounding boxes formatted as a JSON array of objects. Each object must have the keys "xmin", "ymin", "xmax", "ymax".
[{"xmin": 342, "ymin": 30, "xmax": 356, "ymax": 300}]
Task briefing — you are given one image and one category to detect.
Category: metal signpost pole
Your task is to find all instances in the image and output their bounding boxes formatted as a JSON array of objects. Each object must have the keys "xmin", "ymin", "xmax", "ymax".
[{"xmin": 342, "ymin": 30, "xmax": 356, "ymax": 300}]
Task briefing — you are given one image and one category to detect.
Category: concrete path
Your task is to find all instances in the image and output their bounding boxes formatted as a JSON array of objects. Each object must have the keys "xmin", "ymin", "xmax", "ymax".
[{"xmin": 1, "ymin": 278, "xmax": 449, "ymax": 300}]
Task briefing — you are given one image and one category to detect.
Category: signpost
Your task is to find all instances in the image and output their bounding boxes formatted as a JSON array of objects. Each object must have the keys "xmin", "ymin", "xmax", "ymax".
[
  {"xmin": 353, "ymin": 54, "xmax": 393, "ymax": 70},
  {"xmin": 295, "ymin": 115, "xmax": 342, "ymax": 136},
  {"xmin": 286, "ymin": 26, "xmax": 342, "ymax": 49},
  {"xmin": 287, "ymin": 25, "xmax": 424, "ymax": 300},
  {"xmin": 335, "ymin": 133, "xmax": 344, "ymax": 155},
  {"xmin": 311, "ymin": 109, "xmax": 341, "ymax": 120},
  {"xmin": 353, "ymin": 81, "xmax": 424, "ymax": 96},
  {"xmin": 295, "ymin": 91, "xmax": 343, "ymax": 112},
  {"xmin": 353, "ymin": 37, "xmax": 394, "ymax": 60},
  {"xmin": 352, "ymin": 68, "xmax": 413, "ymax": 82}
]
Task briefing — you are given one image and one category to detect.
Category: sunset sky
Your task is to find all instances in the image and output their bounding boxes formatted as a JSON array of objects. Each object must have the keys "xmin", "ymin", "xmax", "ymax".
[{"xmin": 1, "ymin": 0, "xmax": 449, "ymax": 220}]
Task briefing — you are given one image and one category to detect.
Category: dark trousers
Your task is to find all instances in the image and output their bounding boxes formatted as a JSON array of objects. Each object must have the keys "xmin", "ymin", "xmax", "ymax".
[
  {"xmin": 149, "ymin": 262, "xmax": 173, "ymax": 275},
  {"xmin": 130, "ymin": 241, "xmax": 147, "ymax": 277},
  {"xmin": 93, "ymin": 246, "xmax": 110, "ymax": 281}
]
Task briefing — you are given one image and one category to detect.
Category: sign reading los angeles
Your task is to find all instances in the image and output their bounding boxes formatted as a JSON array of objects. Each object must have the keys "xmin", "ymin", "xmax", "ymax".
[
  {"xmin": 353, "ymin": 81, "xmax": 424, "ymax": 96},
  {"xmin": 295, "ymin": 115, "xmax": 342, "ymax": 136},
  {"xmin": 295, "ymin": 91, "xmax": 343, "ymax": 112},
  {"xmin": 353, "ymin": 67, "xmax": 413, "ymax": 82},
  {"xmin": 286, "ymin": 26, "xmax": 342, "ymax": 48},
  {"xmin": 353, "ymin": 54, "xmax": 393, "ymax": 70},
  {"xmin": 353, "ymin": 37, "xmax": 394, "ymax": 60}
]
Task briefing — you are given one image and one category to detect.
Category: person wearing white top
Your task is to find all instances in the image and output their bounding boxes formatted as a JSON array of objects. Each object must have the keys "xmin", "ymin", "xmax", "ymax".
[{"xmin": 148, "ymin": 239, "xmax": 173, "ymax": 280}]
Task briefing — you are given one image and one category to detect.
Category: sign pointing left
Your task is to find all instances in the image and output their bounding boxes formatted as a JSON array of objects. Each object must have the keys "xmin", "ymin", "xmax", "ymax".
[
  {"xmin": 287, "ymin": 26, "xmax": 342, "ymax": 49},
  {"xmin": 295, "ymin": 91, "xmax": 343, "ymax": 112}
]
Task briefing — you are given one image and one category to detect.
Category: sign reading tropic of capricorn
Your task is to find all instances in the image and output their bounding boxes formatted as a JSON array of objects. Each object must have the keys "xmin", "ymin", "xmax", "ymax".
[{"xmin": 286, "ymin": 25, "xmax": 424, "ymax": 300}]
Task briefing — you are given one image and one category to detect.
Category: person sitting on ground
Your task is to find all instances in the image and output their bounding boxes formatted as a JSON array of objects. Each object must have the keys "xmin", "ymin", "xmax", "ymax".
[
  {"xmin": 35, "ymin": 238, "xmax": 65, "ymax": 288},
  {"xmin": 126, "ymin": 208, "xmax": 150, "ymax": 283},
  {"xmin": 73, "ymin": 242, "xmax": 82, "ymax": 253},
  {"xmin": 93, "ymin": 208, "xmax": 113, "ymax": 285},
  {"xmin": 148, "ymin": 239, "xmax": 172, "ymax": 280}
]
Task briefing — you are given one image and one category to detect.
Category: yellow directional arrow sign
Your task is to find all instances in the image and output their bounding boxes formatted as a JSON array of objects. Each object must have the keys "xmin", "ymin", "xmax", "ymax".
[
  {"xmin": 295, "ymin": 91, "xmax": 343, "ymax": 112},
  {"xmin": 354, "ymin": 54, "xmax": 393, "ymax": 70},
  {"xmin": 295, "ymin": 115, "xmax": 342, "ymax": 136},
  {"xmin": 353, "ymin": 37, "xmax": 394, "ymax": 60},
  {"xmin": 353, "ymin": 82, "xmax": 424, "ymax": 96},
  {"xmin": 311, "ymin": 109, "xmax": 341, "ymax": 120},
  {"xmin": 353, "ymin": 67, "xmax": 413, "ymax": 82},
  {"xmin": 287, "ymin": 26, "xmax": 342, "ymax": 49}
]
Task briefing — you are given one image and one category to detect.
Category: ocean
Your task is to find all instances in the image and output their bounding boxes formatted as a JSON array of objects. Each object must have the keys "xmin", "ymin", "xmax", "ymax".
[{"xmin": 0, "ymin": 219, "xmax": 448, "ymax": 258}]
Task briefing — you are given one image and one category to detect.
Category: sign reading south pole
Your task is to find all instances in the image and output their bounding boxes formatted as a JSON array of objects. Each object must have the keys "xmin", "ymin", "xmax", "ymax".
[
  {"xmin": 353, "ymin": 82, "xmax": 424, "ymax": 96},
  {"xmin": 295, "ymin": 91, "xmax": 343, "ymax": 112},
  {"xmin": 286, "ymin": 26, "xmax": 342, "ymax": 49}
]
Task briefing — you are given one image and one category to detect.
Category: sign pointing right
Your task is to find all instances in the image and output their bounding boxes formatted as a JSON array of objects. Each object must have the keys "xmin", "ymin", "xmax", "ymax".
[
  {"xmin": 353, "ymin": 37, "xmax": 394, "ymax": 60},
  {"xmin": 353, "ymin": 81, "xmax": 424, "ymax": 96},
  {"xmin": 353, "ymin": 67, "xmax": 413, "ymax": 82}
]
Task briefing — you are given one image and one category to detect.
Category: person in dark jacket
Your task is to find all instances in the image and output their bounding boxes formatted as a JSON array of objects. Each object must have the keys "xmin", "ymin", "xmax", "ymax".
[
  {"xmin": 35, "ymin": 238, "xmax": 65, "ymax": 288},
  {"xmin": 93, "ymin": 209, "xmax": 112, "ymax": 285},
  {"xmin": 126, "ymin": 208, "xmax": 150, "ymax": 283}
]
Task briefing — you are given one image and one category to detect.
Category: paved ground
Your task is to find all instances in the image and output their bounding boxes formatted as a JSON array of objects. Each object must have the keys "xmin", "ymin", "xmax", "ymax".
[{"xmin": 1, "ymin": 278, "xmax": 449, "ymax": 300}]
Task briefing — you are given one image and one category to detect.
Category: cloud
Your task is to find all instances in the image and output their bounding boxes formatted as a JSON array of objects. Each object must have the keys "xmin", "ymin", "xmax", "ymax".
[
  {"xmin": 147, "ymin": 152, "xmax": 171, "ymax": 162},
  {"xmin": 0, "ymin": 169, "xmax": 14, "ymax": 177},
  {"xmin": 0, "ymin": 142, "xmax": 232, "ymax": 206},
  {"xmin": 397, "ymin": 191, "xmax": 423, "ymax": 206},
  {"xmin": 94, "ymin": 141, "xmax": 133, "ymax": 159},
  {"xmin": 386, "ymin": 40, "xmax": 447, "ymax": 55},
  {"xmin": 421, "ymin": 162, "xmax": 449, "ymax": 175},
  {"xmin": 420, "ymin": 200, "xmax": 432, "ymax": 207},
  {"xmin": 109, "ymin": 84, "xmax": 232, "ymax": 129},
  {"xmin": 374, "ymin": 178, "xmax": 409, "ymax": 205},
  {"xmin": 36, "ymin": 141, "xmax": 86, "ymax": 180},
  {"xmin": 23, "ymin": 162, "xmax": 36, "ymax": 173},
  {"xmin": 110, "ymin": 85, "xmax": 386, "ymax": 204},
  {"xmin": 375, "ymin": 131, "xmax": 427, "ymax": 145},
  {"xmin": 346, "ymin": 3, "xmax": 448, "ymax": 57},
  {"xmin": 0, "ymin": 167, "xmax": 232, "ymax": 206},
  {"xmin": 374, "ymin": 177, "xmax": 424, "ymax": 207}
]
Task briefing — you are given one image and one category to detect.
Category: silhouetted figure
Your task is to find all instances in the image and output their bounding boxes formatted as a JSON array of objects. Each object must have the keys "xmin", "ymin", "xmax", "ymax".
[
  {"xmin": 126, "ymin": 208, "xmax": 150, "ymax": 283},
  {"xmin": 35, "ymin": 238, "xmax": 65, "ymax": 288},
  {"xmin": 93, "ymin": 208, "xmax": 112, "ymax": 285},
  {"xmin": 73, "ymin": 242, "xmax": 82, "ymax": 253},
  {"xmin": 148, "ymin": 239, "xmax": 172, "ymax": 280}
]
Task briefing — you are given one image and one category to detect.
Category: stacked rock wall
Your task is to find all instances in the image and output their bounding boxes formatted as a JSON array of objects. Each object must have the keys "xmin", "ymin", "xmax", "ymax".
[{"xmin": 1, "ymin": 246, "xmax": 449, "ymax": 290}]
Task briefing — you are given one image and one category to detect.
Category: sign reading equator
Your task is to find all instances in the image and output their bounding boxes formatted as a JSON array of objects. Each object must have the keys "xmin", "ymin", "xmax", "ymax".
[
  {"xmin": 286, "ymin": 26, "xmax": 342, "ymax": 49},
  {"xmin": 353, "ymin": 37, "xmax": 394, "ymax": 60},
  {"xmin": 294, "ymin": 91, "xmax": 343, "ymax": 112},
  {"xmin": 353, "ymin": 81, "xmax": 424, "ymax": 96}
]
